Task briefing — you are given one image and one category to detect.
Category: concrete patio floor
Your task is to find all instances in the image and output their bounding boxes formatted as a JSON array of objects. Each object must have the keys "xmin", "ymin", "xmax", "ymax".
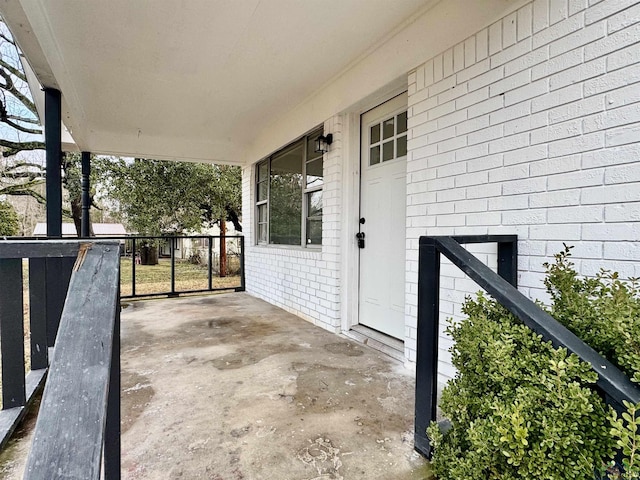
[{"xmin": 120, "ymin": 293, "xmax": 432, "ymax": 479}]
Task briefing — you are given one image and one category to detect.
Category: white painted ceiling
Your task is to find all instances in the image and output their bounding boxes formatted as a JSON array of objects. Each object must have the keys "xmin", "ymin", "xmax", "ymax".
[{"xmin": 1, "ymin": 0, "xmax": 434, "ymax": 164}]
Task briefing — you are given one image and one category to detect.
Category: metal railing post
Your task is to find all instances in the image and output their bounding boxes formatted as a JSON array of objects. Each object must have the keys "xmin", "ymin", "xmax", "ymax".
[
  {"xmin": 239, "ymin": 236, "xmax": 246, "ymax": 292},
  {"xmin": 208, "ymin": 236, "xmax": 213, "ymax": 291},
  {"xmin": 29, "ymin": 258, "xmax": 49, "ymax": 370},
  {"xmin": 498, "ymin": 239, "xmax": 518, "ymax": 288},
  {"xmin": 170, "ymin": 237, "xmax": 177, "ymax": 296},
  {"xmin": 131, "ymin": 238, "xmax": 136, "ymax": 297},
  {"xmin": 414, "ymin": 237, "xmax": 440, "ymax": 458}
]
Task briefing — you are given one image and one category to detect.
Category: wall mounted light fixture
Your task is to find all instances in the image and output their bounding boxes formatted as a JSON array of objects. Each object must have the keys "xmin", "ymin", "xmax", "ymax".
[{"xmin": 314, "ymin": 133, "xmax": 333, "ymax": 154}]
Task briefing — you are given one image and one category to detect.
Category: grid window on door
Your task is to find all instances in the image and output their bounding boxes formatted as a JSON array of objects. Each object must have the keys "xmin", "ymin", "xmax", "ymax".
[{"xmin": 369, "ymin": 110, "xmax": 407, "ymax": 166}]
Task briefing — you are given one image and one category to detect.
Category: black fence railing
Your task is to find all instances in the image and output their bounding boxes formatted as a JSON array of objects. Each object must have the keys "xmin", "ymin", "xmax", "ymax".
[
  {"xmin": 414, "ymin": 235, "xmax": 640, "ymax": 458},
  {"xmin": 98, "ymin": 235, "xmax": 245, "ymax": 299},
  {"xmin": 0, "ymin": 240, "xmax": 121, "ymax": 479}
]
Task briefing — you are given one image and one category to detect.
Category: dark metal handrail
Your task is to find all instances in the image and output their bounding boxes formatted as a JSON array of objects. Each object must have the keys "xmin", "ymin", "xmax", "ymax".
[
  {"xmin": 414, "ymin": 235, "xmax": 640, "ymax": 458},
  {"xmin": 19, "ymin": 241, "xmax": 121, "ymax": 479}
]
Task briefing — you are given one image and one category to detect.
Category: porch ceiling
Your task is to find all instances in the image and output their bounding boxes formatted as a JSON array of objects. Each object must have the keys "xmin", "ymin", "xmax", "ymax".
[{"xmin": 1, "ymin": 0, "xmax": 433, "ymax": 165}]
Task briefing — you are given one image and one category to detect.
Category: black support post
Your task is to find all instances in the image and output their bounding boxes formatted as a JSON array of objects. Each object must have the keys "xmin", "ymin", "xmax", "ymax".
[
  {"xmin": 414, "ymin": 237, "xmax": 440, "ymax": 458},
  {"xmin": 81, "ymin": 151, "xmax": 91, "ymax": 238},
  {"xmin": 29, "ymin": 259, "xmax": 49, "ymax": 370},
  {"xmin": 0, "ymin": 259, "xmax": 26, "ymax": 409},
  {"xmin": 44, "ymin": 88, "xmax": 62, "ymax": 238},
  {"xmin": 104, "ymin": 291, "xmax": 121, "ymax": 480},
  {"xmin": 498, "ymin": 239, "xmax": 518, "ymax": 288},
  {"xmin": 208, "ymin": 236, "xmax": 213, "ymax": 291},
  {"xmin": 238, "ymin": 236, "xmax": 246, "ymax": 292},
  {"xmin": 169, "ymin": 237, "xmax": 177, "ymax": 297}
]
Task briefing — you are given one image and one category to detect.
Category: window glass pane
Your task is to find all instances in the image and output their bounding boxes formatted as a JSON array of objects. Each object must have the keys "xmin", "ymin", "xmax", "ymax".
[
  {"xmin": 307, "ymin": 132, "xmax": 323, "ymax": 162},
  {"xmin": 397, "ymin": 111, "xmax": 407, "ymax": 134},
  {"xmin": 258, "ymin": 223, "xmax": 267, "ymax": 243},
  {"xmin": 307, "ymin": 190, "xmax": 322, "ymax": 218},
  {"xmin": 306, "ymin": 219, "xmax": 322, "ymax": 245},
  {"xmin": 397, "ymin": 135, "xmax": 407, "ymax": 158},
  {"xmin": 383, "ymin": 140, "xmax": 394, "ymax": 161},
  {"xmin": 258, "ymin": 204, "xmax": 267, "ymax": 223},
  {"xmin": 383, "ymin": 117, "xmax": 394, "ymax": 139},
  {"xmin": 258, "ymin": 162, "xmax": 268, "ymax": 182},
  {"xmin": 370, "ymin": 124, "xmax": 380, "ymax": 144},
  {"xmin": 270, "ymin": 143, "xmax": 303, "ymax": 245},
  {"xmin": 370, "ymin": 146, "xmax": 380, "ymax": 166},
  {"xmin": 258, "ymin": 181, "xmax": 267, "ymax": 201},
  {"xmin": 306, "ymin": 158, "xmax": 323, "ymax": 188}
]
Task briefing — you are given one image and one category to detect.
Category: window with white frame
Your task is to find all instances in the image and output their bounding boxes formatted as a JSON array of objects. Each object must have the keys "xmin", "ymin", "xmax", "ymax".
[{"xmin": 255, "ymin": 128, "xmax": 323, "ymax": 247}]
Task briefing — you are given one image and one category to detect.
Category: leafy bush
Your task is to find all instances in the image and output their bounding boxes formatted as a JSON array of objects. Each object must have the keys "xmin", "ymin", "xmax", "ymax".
[
  {"xmin": 0, "ymin": 200, "xmax": 19, "ymax": 236},
  {"xmin": 428, "ymin": 293, "xmax": 614, "ymax": 480}
]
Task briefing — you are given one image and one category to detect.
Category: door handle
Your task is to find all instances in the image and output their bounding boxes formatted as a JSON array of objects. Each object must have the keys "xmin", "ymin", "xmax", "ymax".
[{"xmin": 356, "ymin": 232, "xmax": 365, "ymax": 249}]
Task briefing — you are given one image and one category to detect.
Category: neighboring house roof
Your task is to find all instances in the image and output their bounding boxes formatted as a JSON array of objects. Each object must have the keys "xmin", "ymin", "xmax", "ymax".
[{"xmin": 33, "ymin": 222, "xmax": 127, "ymax": 237}]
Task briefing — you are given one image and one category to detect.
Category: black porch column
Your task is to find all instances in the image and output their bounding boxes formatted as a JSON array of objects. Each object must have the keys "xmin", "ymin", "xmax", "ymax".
[
  {"xmin": 81, "ymin": 151, "xmax": 91, "ymax": 237},
  {"xmin": 44, "ymin": 88, "xmax": 62, "ymax": 238}
]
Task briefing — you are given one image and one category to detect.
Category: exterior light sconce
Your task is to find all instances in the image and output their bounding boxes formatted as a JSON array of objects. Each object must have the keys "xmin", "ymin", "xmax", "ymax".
[{"xmin": 314, "ymin": 133, "xmax": 333, "ymax": 154}]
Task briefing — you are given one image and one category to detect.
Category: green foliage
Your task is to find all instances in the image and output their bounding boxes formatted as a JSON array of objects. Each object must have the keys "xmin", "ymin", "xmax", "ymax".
[
  {"xmin": 0, "ymin": 200, "xmax": 18, "ymax": 235},
  {"xmin": 96, "ymin": 158, "xmax": 241, "ymax": 236},
  {"xmin": 606, "ymin": 401, "xmax": 640, "ymax": 479},
  {"xmin": 429, "ymin": 293, "xmax": 614, "ymax": 480},
  {"xmin": 544, "ymin": 244, "xmax": 640, "ymax": 383}
]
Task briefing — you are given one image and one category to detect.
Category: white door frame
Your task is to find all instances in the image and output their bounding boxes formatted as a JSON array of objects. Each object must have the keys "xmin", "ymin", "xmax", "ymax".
[{"xmin": 340, "ymin": 85, "xmax": 408, "ymax": 338}]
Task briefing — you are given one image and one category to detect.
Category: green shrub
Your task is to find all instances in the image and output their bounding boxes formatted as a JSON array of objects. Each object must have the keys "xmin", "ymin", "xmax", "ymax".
[
  {"xmin": 0, "ymin": 200, "xmax": 19, "ymax": 236},
  {"xmin": 428, "ymin": 245, "xmax": 640, "ymax": 479},
  {"xmin": 428, "ymin": 293, "xmax": 614, "ymax": 480}
]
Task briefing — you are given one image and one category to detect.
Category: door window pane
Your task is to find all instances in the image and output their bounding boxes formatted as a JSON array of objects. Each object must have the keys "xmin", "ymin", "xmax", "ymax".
[
  {"xmin": 258, "ymin": 161, "xmax": 268, "ymax": 181},
  {"xmin": 397, "ymin": 111, "xmax": 407, "ymax": 134},
  {"xmin": 370, "ymin": 124, "xmax": 380, "ymax": 144},
  {"xmin": 270, "ymin": 144, "xmax": 303, "ymax": 245},
  {"xmin": 383, "ymin": 117, "xmax": 394, "ymax": 139},
  {"xmin": 383, "ymin": 141, "xmax": 394, "ymax": 162},
  {"xmin": 397, "ymin": 135, "xmax": 407, "ymax": 157},
  {"xmin": 258, "ymin": 181, "xmax": 267, "ymax": 201},
  {"xmin": 370, "ymin": 146, "xmax": 380, "ymax": 165},
  {"xmin": 306, "ymin": 219, "xmax": 322, "ymax": 245}
]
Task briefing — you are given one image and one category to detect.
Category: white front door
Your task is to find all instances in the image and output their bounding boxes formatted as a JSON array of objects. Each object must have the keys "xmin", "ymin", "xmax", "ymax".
[{"xmin": 358, "ymin": 93, "xmax": 408, "ymax": 339}]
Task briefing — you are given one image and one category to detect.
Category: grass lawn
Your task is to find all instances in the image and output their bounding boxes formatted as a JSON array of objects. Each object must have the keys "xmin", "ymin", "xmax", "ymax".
[{"xmin": 119, "ymin": 257, "xmax": 241, "ymax": 296}]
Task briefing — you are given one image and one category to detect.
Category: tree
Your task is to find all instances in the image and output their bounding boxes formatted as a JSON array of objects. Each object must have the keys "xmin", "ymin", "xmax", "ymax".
[
  {"xmin": 97, "ymin": 158, "xmax": 241, "ymax": 236},
  {"xmin": 0, "ymin": 199, "xmax": 18, "ymax": 235}
]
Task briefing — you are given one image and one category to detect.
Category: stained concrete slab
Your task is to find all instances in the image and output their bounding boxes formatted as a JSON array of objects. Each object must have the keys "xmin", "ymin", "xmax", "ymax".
[{"xmin": 120, "ymin": 293, "xmax": 432, "ymax": 480}]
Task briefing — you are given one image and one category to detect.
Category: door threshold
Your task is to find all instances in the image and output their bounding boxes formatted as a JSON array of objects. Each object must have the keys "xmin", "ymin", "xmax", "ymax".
[{"xmin": 345, "ymin": 325, "xmax": 404, "ymax": 362}]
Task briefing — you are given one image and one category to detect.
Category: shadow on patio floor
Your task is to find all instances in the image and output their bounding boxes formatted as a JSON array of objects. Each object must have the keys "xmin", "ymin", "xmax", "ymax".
[{"xmin": 120, "ymin": 293, "xmax": 432, "ymax": 480}]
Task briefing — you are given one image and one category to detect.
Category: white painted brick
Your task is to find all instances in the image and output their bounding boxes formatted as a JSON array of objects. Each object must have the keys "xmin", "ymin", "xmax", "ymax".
[
  {"xmin": 503, "ymin": 209, "xmax": 547, "ymax": 224},
  {"xmin": 437, "ymin": 188, "xmax": 466, "ymax": 202},
  {"xmin": 456, "ymin": 58, "xmax": 491, "ymax": 84},
  {"xmin": 455, "ymin": 198, "xmax": 488, "ymax": 213},
  {"xmin": 443, "ymin": 48, "xmax": 454, "ymax": 78},
  {"xmin": 489, "ymin": 21, "xmax": 503, "ymax": 55},
  {"xmin": 488, "ymin": 193, "xmax": 529, "ymax": 210},
  {"xmin": 433, "ymin": 53, "xmax": 444, "ymax": 82},
  {"xmin": 606, "ymin": 123, "xmax": 640, "ymax": 147},
  {"xmin": 505, "ymin": 110, "xmax": 548, "ymax": 136},
  {"xmin": 549, "ymin": 95, "xmax": 604, "ymax": 124},
  {"xmin": 468, "ymin": 124, "xmax": 504, "ymax": 145},
  {"xmin": 582, "ymin": 222, "xmax": 640, "ymax": 240},
  {"xmin": 568, "ymin": 0, "xmax": 588, "ymax": 16},
  {"xmin": 585, "ymin": 22, "xmax": 640, "ymax": 61},
  {"xmin": 604, "ymin": 162, "xmax": 640, "ymax": 184},
  {"xmin": 549, "ymin": 57, "xmax": 606, "ymax": 91},
  {"xmin": 424, "ymin": 59, "xmax": 434, "ymax": 87},
  {"xmin": 438, "ymin": 82, "xmax": 469, "ymax": 105},
  {"xmin": 504, "ymin": 144, "xmax": 548, "ymax": 166},
  {"xmin": 530, "ymin": 224, "xmax": 582, "ymax": 240},
  {"xmin": 502, "ymin": 176, "xmax": 547, "ymax": 195},
  {"xmin": 548, "ymin": 131, "xmax": 604, "ymax": 157},
  {"xmin": 608, "ymin": 2, "xmax": 640, "ymax": 33},
  {"xmin": 488, "ymin": 132, "xmax": 530, "ymax": 154},
  {"xmin": 582, "ymin": 184, "xmax": 640, "ymax": 205},
  {"xmin": 464, "ymin": 37, "xmax": 476, "ymax": 68},
  {"xmin": 532, "ymin": 47, "xmax": 583, "ymax": 80},
  {"xmin": 505, "ymin": 45, "xmax": 550, "ymax": 76},
  {"xmin": 455, "ymin": 86, "xmax": 490, "ymax": 110},
  {"xmin": 429, "ymin": 75, "xmax": 457, "ymax": 97},
  {"xmin": 467, "ymin": 66, "xmax": 505, "ymax": 92},
  {"xmin": 456, "ymin": 114, "xmax": 490, "ymax": 136},
  {"xmin": 416, "ymin": 66, "xmax": 425, "ymax": 91},
  {"xmin": 454, "ymin": 170, "xmax": 489, "ymax": 187},
  {"xmin": 503, "ymin": 12, "xmax": 518, "ymax": 47},
  {"xmin": 529, "ymin": 188, "xmax": 581, "ymax": 207},
  {"xmin": 489, "ymin": 69, "xmax": 531, "ymax": 96},
  {"xmin": 607, "ymin": 42, "xmax": 640, "ymax": 71},
  {"xmin": 505, "ymin": 77, "xmax": 549, "ymax": 106},
  {"xmin": 518, "ymin": 3, "xmax": 534, "ymax": 40},
  {"xmin": 548, "ymin": 205, "xmax": 603, "ymax": 223},
  {"xmin": 533, "ymin": 11, "xmax": 584, "ymax": 49},
  {"xmin": 582, "ymin": 143, "xmax": 640, "ymax": 168},
  {"xmin": 550, "ymin": 0, "xmax": 569, "ymax": 24},
  {"xmin": 585, "ymin": 0, "xmax": 639, "ymax": 25},
  {"xmin": 529, "ymin": 156, "xmax": 582, "ymax": 177},
  {"xmin": 603, "ymin": 242, "xmax": 640, "ymax": 261},
  {"xmin": 436, "ymin": 160, "xmax": 466, "ymax": 178},
  {"xmin": 455, "ymin": 142, "xmax": 489, "ymax": 161},
  {"xmin": 476, "ymin": 28, "xmax": 489, "ymax": 61},
  {"xmin": 466, "ymin": 211, "xmax": 502, "ymax": 225},
  {"xmin": 428, "ymin": 102, "xmax": 456, "ymax": 121},
  {"xmin": 533, "ymin": 0, "xmax": 550, "ymax": 33},
  {"xmin": 454, "ymin": 43, "xmax": 465, "ymax": 72},
  {"xmin": 490, "ymin": 100, "xmax": 532, "ymax": 124},
  {"xmin": 583, "ymin": 103, "xmax": 640, "ymax": 133},
  {"xmin": 530, "ymin": 117, "xmax": 582, "ymax": 144},
  {"xmin": 488, "ymin": 163, "xmax": 529, "ymax": 183},
  {"xmin": 437, "ymin": 135, "xmax": 467, "ymax": 153},
  {"xmin": 547, "ymin": 167, "xmax": 604, "ymax": 190},
  {"xmin": 584, "ymin": 63, "xmax": 640, "ymax": 97},
  {"xmin": 467, "ymin": 154, "xmax": 503, "ymax": 172},
  {"xmin": 468, "ymin": 96, "xmax": 504, "ymax": 118}
]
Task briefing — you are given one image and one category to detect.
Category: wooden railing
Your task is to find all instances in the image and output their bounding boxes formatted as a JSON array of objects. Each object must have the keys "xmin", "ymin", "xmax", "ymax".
[
  {"xmin": 0, "ymin": 240, "xmax": 121, "ymax": 479},
  {"xmin": 414, "ymin": 235, "xmax": 640, "ymax": 457}
]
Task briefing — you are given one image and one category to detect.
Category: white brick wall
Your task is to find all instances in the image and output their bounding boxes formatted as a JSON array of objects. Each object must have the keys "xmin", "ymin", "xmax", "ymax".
[
  {"xmin": 407, "ymin": 0, "xmax": 640, "ymax": 382},
  {"xmin": 242, "ymin": 116, "xmax": 343, "ymax": 333}
]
